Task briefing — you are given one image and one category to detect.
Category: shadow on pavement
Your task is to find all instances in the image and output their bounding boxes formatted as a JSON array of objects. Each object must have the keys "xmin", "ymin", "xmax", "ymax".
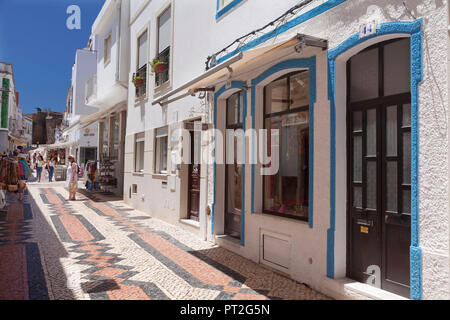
[{"xmin": 23, "ymin": 189, "xmax": 77, "ymax": 299}]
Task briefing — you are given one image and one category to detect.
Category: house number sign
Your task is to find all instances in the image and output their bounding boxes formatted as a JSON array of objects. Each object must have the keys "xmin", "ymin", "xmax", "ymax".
[{"xmin": 359, "ymin": 21, "xmax": 377, "ymax": 39}]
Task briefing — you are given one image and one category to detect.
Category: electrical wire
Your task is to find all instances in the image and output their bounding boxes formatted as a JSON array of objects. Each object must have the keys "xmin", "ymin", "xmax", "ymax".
[{"xmin": 206, "ymin": 0, "xmax": 314, "ymax": 70}]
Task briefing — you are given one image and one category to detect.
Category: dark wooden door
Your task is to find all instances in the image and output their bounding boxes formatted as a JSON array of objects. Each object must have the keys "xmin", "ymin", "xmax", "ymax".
[
  {"xmin": 225, "ymin": 141, "xmax": 243, "ymax": 239},
  {"xmin": 224, "ymin": 91, "xmax": 245, "ymax": 239},
  {"xmin": 188, "ymin": 130, "xmax": 200, "ymax": 221},
  {"xmin": 347, "ymin": 95, "xmax": 411, "ymax": 298}
]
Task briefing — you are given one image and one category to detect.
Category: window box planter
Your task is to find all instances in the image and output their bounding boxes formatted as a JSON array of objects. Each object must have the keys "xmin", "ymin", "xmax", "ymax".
[
  {"xmin": 154, "ymin": 62, "xmax": 167, "ymax": 74},
  {"xmin": 132, "ymin": 75, "xmax": 144, "ymax": 88},
  {"xmin": 151, "ymin": 58, "xmax": 167, "ymax": 75}
]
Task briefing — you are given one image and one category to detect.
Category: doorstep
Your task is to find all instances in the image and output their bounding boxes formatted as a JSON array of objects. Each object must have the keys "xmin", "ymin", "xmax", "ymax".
[
  {"xmin": 215, "ymin": 234, "xmax": 242, "ymax": 248},
  {"xmin": 179, "ymin": 218, "xmax": 200, "ymax": 229},
  {"xmin": 321, "ymin": 277, "xmax": 409, "ymax": 300}
]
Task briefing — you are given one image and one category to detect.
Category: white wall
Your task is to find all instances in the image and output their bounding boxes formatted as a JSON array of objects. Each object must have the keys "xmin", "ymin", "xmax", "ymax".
[
  {"xmin": 72, "ymin": 49, "xmax": 98, "ymax": 116},
  {"xmin": 121, "ymin": 0, "xmax": 450, "ymax": 299},
  {"xmin": 90, "ymin": 0, "xmax": 129, "ymax": 109}
]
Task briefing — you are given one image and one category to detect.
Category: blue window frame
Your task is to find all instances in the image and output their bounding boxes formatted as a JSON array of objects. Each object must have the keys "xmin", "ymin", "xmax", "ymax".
[{"xmin": 216, "ymin": 0, "xmax": 245, "ymax": 20}]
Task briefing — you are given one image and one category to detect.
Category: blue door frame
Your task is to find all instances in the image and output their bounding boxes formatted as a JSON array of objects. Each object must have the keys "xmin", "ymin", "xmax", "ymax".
[
  {"xmin": 326, "ymin": 20, "xmax": 423, "ymax": 300},
  {"xmin": 213, "ymin": 82, "xmax": 247, "ymax": 247}
]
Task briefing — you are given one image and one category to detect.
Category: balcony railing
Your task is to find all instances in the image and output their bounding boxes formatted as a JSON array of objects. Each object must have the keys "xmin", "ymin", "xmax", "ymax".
[
  {"xmin": 134, "ymin": 64, "xmax": 147, "ymax": 98},
  {"xmin": 155, "ymin": 47, "xmax": 170, "ymax": 87},
  {"xmin": 86, "ymin": 74, "xmax": 97, "ymax": 104}
]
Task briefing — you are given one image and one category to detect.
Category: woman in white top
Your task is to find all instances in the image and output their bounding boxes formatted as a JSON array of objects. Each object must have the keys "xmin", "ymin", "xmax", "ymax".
[
  {"xmin": 36, "ymin": 155, "xmax": 44, "ymax": 182},
  {"xmin": 48, "ymin": 157, "xmax": 55, "ymax": 182},
  {"xmin": 66, "ymin": 155, "xmax": 78, "ymax": 201}
]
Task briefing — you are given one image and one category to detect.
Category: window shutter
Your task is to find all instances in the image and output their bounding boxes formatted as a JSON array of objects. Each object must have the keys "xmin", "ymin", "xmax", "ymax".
[
  {"xmin": 158, "ymin": 8, "xmax": 171, "ymax": 53},
  {"xmin": 138, "ymin": 31, "xmax": 148, "ymax": 69}
]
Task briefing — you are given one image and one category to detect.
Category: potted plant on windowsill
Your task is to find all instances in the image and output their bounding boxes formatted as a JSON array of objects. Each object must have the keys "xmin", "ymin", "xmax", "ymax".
[
  {"xmin": 132, "ymin": 74, "xmax": 144, "ymax": 87},
  {"xmin": 151, "ymin": 58, "xmax": 167, "ymax": 74}
]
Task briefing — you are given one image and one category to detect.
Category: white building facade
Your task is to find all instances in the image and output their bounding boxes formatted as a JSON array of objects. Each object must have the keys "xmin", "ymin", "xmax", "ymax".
[
  {"xmin": 119, "ymin": 0, "xmax": 449, "ymax": 300},
  {"xmin": 124, "ymin": 0, "xmax": 214, "ymax": 240},
  {"xmin": 82, "ymin": 0, "xmax": 130, "ymax": 195},
  {"xmin": 64, "ymin": 48, "xmax": 99, "ymax": 167},
  {"xmin": 0, "ymin": 62, "xmax": 28, "ymax": 153},
  {"xmin": 23, "ymin": 114, "xmax": 33, "ymax": 150}
]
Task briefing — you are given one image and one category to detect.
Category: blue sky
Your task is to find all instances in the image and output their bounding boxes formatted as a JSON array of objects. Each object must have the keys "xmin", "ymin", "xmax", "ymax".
[{"xmin": 0, "ymin": 0, "xmax": 105, "ymax": 114}]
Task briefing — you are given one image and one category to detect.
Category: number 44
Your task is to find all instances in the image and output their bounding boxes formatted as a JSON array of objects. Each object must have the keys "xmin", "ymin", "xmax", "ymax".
[{"xmin": 359, "ymin": 21, "xmax": 377, "ymax": 39}]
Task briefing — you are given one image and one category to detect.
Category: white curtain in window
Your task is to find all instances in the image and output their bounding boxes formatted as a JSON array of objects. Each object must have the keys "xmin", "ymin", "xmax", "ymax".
[
  {"xmin": 138, "ymin": 31, "xmax": 148, "ymax": 69},
  {"xmin": 158, "ymin": 8, "xmax": 171, "ymax": 53}
]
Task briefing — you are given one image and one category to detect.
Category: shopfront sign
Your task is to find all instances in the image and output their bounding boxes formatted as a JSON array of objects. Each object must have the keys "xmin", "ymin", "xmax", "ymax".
[{"xmin": 83, "ymin": 128, "xmax": 95, "ymax": 137}]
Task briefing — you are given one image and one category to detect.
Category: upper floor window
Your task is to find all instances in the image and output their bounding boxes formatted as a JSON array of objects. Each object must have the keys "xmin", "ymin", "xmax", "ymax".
[
  {"xmin": 104, "ymin": 33, "xmax": 111, "ymax": 66},
  {"xmin": 216, "ymin": 0, "xmax": 245, "ymax": 19},
  {"xmin": 155, "ymin": 6, "xmax": 171, "ymax": 87},
  {"xmin": 67, "ymin": 86, "xmax": 73, "ymax": 114},
  {"xmin": 135, "ymin": 30, "xmax": 148, "ymax": 98},
  {"xmin": 219, "ymin": 0, "xmax": 234, "ymax": 9}
]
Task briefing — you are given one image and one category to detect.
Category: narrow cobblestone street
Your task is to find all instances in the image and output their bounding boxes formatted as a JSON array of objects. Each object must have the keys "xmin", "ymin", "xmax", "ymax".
[{"xmin": 0, "ymin": 179, "xmax": 330, "ymax": 300}]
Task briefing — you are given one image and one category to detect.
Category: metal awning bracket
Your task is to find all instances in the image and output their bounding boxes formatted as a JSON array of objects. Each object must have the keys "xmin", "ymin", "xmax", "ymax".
[
  {"xmin": 296, "ymin": 34, "xmax": 328, "ymax": 50},
  {"xmin": 158, "ymin": 88, "xmax": 215, "ymax": 106}
]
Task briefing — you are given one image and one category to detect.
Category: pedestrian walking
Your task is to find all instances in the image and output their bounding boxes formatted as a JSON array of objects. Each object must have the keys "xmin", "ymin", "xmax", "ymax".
[
  {"xmin": 66, "ymin": 155, "xmax": 78, "ymax": 201},
  {"xmin": 36, "ymin": 155, "xmax": 44, "ymax": 182},
  {"xmin": 48, "ymin": 157, "xmax": 55, "ymax": 182}
]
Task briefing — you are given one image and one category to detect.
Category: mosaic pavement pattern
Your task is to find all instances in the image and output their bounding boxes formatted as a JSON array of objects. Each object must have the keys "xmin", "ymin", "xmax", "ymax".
[{"xmin": 0, "ymin": 181, "xmax": 330, "ymax": 300}]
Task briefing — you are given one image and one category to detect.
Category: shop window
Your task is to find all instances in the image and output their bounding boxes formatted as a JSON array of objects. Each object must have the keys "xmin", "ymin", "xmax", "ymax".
[
  {"xmin": 155, "ymin": 126, "xmax": 168, "ymax": 174},
  {"xmin": 110, "ymin": 114, "xmax": 119, "ymax": 160},
  {"xmin": 134, "ymin": 132, "xmax": 145, "ymax": 173},
  {"xmin": 155, "ymin": 7, "xmax": 171, "ymax": 87},
  {"xmin": 226, "ymin": 91, "xmax": 244, "ymax": 126},
  {"xmin": 263, "ymin": 71, "xmax": 310, "ymax": 221},
  {"xmin": 100, "ymin": 120, "xmax": 109, "ymax": 158},
  {"xmin": 104, "ymin": 33, "xmax": 111, "ymax": 66},
  {"xmin": 135, "ymin": 30, "xmax": 148, "ymax": 98}
]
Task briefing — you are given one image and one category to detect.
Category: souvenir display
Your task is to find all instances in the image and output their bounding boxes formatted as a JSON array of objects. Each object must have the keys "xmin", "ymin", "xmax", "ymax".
[
  {"xmin": 0, "ymin": 154, "xmax": 31, "ymax": 193},
  {"xmin": 85, "ymin": 160, "xmax": 100, "ymax": 192},
  {"xmin": 99, "ymin": 156, "xmax": 117, "ymax": 193}
]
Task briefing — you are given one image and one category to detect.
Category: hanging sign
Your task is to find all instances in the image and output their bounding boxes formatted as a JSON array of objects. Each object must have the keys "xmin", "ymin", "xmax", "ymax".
[{"xmin": 359, "ymin": 21, "xmax": 377, "ymax": 39}]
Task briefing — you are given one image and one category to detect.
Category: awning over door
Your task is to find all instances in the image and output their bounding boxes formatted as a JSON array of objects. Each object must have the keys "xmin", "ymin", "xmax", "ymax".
[
  {"xmin": 152, "ymin": 33, "xmax": 327, "ymax": 106},
  {"xmin": 80, "ymin": 102, "xmax": 125, "ymax": 128},
  {"xmin": 43, "ymin": 141, "xmax": 76, "ymax": 150}
]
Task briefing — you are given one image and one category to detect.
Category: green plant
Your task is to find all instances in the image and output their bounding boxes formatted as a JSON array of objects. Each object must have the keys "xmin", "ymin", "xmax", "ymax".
[
  {"xmin": 150, "ymin": 58, "xmax": 166, "ymax": 74},
  {"xmin": 132, "ymin": 74, "xmax": 144, "ymax": 86}
]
